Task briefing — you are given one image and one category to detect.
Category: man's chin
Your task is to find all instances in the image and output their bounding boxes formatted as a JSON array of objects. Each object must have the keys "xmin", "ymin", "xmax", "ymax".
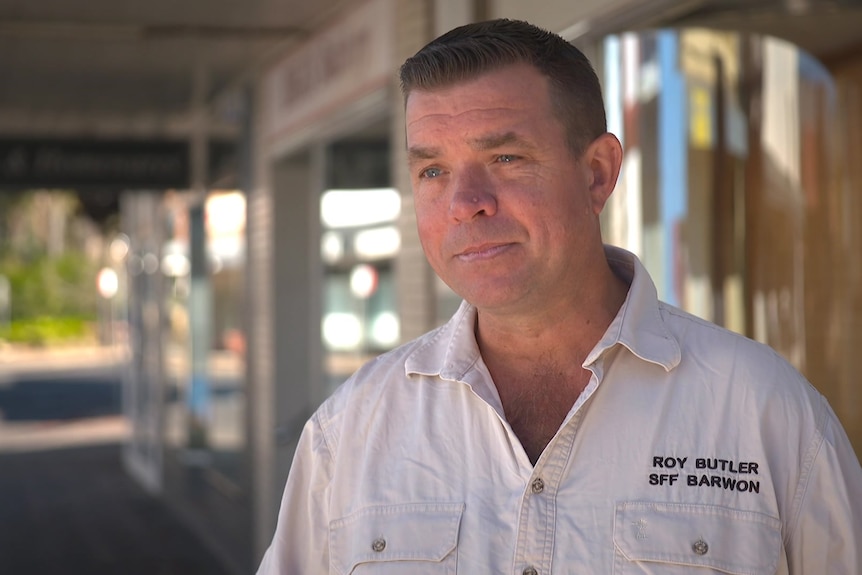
[{"xmin": 461, "ymin": 290, "xmax": 529, "ymax": 315}]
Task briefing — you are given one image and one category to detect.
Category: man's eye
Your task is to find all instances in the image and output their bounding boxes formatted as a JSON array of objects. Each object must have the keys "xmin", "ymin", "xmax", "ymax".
[
  {"xmin": 497, "ymin": 154, "xmax": 517, "ymax": 163},
  {"xmin": 420, "ymin": 167, "xmax": 443, "ymax": 179}
]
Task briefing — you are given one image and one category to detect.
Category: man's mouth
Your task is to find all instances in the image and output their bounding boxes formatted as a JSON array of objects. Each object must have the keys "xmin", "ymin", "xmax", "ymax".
[{"xmin": 456, "ymin": 243, "xmax": 513, "ymax": 261}]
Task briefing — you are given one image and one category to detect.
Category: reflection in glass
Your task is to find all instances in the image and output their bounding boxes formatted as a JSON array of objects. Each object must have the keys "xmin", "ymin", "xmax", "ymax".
[
  {"xmin": 161, "ymin": 190, "xmax": 247, "ymax": 487},
  {"xmin": 599, "ymin": 29, "xmax": 862, "ymax": 453},
  {"xmin": 321, "ymin": 187, "xmax": 400, "ymax": 394}
]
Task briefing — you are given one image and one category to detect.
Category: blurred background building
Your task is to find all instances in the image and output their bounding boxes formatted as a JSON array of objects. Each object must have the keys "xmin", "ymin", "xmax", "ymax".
[{"xmin": 1, "ymin": 0, "xmax": 860, "ymax": 572}]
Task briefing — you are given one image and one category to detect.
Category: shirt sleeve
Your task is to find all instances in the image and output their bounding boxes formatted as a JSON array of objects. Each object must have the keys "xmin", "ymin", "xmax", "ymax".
[
  {"xmin": 786, "ymin": 399, "xmax": 862, "ymax": 575},
  {"xmin": 256, "ymin": 413, "xmax": 334, "ymax": 575}
]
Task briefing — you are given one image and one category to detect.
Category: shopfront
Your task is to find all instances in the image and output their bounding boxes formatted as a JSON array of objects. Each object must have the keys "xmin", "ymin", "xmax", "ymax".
[
  {"xmin": 596, "ymin": 25, "xmax": 861, "ymax": 445},
  {"xmin": 119, "ymin": 1, "xmax": 860, "ymax": 570}
]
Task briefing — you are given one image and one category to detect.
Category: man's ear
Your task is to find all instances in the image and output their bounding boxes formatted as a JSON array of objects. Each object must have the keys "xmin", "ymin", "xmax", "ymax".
[{"xmin": 585, "ymin": 132, "xmax": 623, "ymax": 215}]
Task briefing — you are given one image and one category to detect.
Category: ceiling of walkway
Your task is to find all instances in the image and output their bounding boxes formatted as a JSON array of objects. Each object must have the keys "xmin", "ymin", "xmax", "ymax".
[
  {"xmin": 0, "ymin": 0, "xmax": 349, "ymax": 135},
  {"xmin": 0, "ymin": 0, "xmax": 860, "ymax": 139}
]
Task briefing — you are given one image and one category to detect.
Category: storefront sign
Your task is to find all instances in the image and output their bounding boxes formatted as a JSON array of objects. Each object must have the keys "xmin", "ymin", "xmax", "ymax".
[
  {"xmin": 0, "ymin": 139, "xmax": 189, "ymax": 189},
  {"xmin": 0, "ymin": 139, "xmax": 239, "ymax": 190},
  {"xmin": 264, "ymin": 0, "xmax": 394, "ymax": 143}
]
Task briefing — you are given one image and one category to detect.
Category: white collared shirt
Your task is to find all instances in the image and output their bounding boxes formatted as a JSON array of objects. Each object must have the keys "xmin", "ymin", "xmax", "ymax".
[{"xmin": 257, "ymin": 247, "xmax": 862, "ymax": 575}]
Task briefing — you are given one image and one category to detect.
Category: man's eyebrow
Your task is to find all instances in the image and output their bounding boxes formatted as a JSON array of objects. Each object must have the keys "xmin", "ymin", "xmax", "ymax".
[
  {"xmin": 407, "ymin": 146, "xmax": 441, "ymax": 162},
  {"xmin": 469, "ymin": 131, "xmax": 534, "ymax": 151},
  {"xmin": 407, "ymin": 132, "xmax": 534, "ymax": 162}
]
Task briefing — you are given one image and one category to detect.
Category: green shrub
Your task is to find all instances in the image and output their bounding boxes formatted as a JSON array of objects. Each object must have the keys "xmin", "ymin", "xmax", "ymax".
[
  {"xmin": 0, "ymin": 251, "xmax": 98, "ymax": 321},
  {"xmin": 0, "ymin": 316, "xmax": 95, "ymax": 346}
]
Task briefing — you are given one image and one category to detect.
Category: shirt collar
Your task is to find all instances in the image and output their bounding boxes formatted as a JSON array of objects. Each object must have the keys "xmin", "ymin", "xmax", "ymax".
[
  {"xmin": 405, "ymin": 300, "xmax": 484, "ymax": 383},
  {"xmin": 405, "ymin": 245, "xmax": 681, "ymax": 380},
  {"xmin": 591, "ymin": 246, "xmax": 681, "ymax": 371}
]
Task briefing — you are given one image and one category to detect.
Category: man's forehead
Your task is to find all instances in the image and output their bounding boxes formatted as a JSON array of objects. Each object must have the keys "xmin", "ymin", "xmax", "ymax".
[
  {"xmin": 406, "ymin": 106, "xmax": 522, "ymax": 131},
  {"xmin": 405, "ymin": 65, "xmax": 549, "ymax": 115},
  {"xmin": 406, "ymin": 103, "xmax": 539, "ymax": 138}
]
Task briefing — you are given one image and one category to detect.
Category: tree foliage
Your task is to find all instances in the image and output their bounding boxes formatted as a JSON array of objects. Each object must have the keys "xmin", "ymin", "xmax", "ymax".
[
  {"xmin": 0, "ymin": 251, "xmax": 99, "ymax": 320},
  {"xmin": 0, "ymin": 190, "xmax": 102, "ymax": 344}
]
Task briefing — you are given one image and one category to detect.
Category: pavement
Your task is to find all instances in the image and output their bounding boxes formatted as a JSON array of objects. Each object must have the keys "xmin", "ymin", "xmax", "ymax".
[{"xmin": 0, "ymin": 344, "xmax": 233, "ymax": 575}]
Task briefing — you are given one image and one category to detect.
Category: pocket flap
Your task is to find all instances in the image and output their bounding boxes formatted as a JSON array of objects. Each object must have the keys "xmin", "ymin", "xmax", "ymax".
[
  {"xmin": 330, "ymin": 502, "xmax": 464, "ymax": 573},
  {"xmin": 614, "ymin": 501, "xmax": 781, "ymax": 574}
]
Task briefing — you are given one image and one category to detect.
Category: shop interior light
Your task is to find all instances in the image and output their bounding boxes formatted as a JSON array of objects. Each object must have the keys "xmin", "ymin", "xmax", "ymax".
[
  {"xmin": 206, "ymin": 191, "xmax": 246, "ymax": 235},
  {"xmin": 322, "ymin": 312, "xmax": 362, "ymax": 350},
  {"xmin": 161, "ymin": 252, "xmax": 191, "ymax": 277},
  {"xmin": 354, "ymin": 226, "xmax": 400, "ymax": 259},
  {"xmin": 97, "ymin": 267, "xmax": 119, "ymax": 299},
  {"xmin": 370, "ymin": 311, "xmax": 399, "ymax": 347},
  {"xmin": 321, "ymin": 231, "xmax": 345, "ymax": 264},
  {"xmin": 321, "ymin": 188, "xmax": 400, "ymax": 228}
]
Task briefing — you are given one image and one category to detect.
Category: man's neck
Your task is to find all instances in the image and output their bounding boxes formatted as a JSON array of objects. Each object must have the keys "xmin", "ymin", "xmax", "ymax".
[
  {"xmin": 474, "ymin": 267, "xmax": 629, "ymax": 465},
  {"xmin": 475, "ymin": 267, "xmax": 629, "ymax": 370}
]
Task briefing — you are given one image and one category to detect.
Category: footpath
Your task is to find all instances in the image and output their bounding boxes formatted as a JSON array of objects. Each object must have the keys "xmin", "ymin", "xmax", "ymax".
[{"xmin": 0, "ymin": 344, "xmax": 233, "ymax": 575}]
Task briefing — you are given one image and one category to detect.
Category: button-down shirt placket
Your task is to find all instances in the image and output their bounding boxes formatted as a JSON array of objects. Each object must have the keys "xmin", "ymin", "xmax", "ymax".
[{"xmin": 513, "ymin": 399, "xmax": 589, "ymax": 575}]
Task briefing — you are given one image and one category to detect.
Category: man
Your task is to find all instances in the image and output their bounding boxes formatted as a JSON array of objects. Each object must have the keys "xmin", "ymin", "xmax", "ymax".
[{"xmin": 257, "ymin": 19, "xmax": 862, "ymax": 574}]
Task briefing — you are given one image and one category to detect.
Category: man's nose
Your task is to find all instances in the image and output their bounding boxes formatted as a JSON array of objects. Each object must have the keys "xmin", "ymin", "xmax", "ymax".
[{"xmin": 449, "ymin": 167, "xmax": 497, "ymax": 221}]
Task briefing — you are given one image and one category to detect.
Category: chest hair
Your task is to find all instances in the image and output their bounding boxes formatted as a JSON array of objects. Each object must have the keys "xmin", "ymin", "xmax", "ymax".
[{"xmin": 496, "ymin": 366, "xmax": 592, "ymax": 465}]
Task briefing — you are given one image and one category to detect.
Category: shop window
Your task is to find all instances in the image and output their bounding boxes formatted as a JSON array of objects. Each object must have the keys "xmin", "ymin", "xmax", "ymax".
[
  {"xmin": 321, "ymin": 135, "xmax": 398, "ymax": 394},
  {"xmin": 600, "ymin": 28, "xmax": 862, "ymax": 453},
  {"xmin": 161, "ymin": 190, "xmax": 247, "ymax": 487}
]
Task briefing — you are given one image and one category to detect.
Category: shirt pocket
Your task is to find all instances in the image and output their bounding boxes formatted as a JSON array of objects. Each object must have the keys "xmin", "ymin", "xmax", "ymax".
[
  {"xmin": 329, "ymin": 502, "xmax": 465, "ymax": 575},
  {"xmin": 613, "ymin": 501, "xmax": 782, "ymax": 575}
]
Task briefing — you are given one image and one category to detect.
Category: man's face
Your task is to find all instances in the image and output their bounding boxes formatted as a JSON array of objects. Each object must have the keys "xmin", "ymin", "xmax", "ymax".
[{"xmin": 405, "ymin": 63, "xmax": 607, "ymax": 317}]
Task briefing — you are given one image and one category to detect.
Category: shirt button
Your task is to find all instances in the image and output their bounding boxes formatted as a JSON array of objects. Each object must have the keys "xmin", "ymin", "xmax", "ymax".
[
  {"xmin": 531, "ymin": 478, "xmax": 545, "ymax": 494},
  {"xmin": 371, "ymin": 538, "xmax": 386, "ymax": 552},
  {"xmin": 692, "ymin": 539, "xmax": 709, "ymax": 555},
  {"xmin": 523, "ymin": 567, "xmax": 538, "ymax": 575}
]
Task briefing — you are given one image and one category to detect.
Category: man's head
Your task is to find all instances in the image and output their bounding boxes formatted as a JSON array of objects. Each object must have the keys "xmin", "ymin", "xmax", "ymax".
[
  {"xmin": 399, "ymin": 18, "xmax": 606, "ymax": 157},
  {"xmin": 403, "ymin": 60, "xmax": 623, "ymax": 318}
]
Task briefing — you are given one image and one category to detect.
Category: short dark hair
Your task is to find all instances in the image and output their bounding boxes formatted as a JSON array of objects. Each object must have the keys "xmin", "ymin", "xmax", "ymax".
[{"xmin": 399, "ymin": 19, "xmax": 607, "ymax": 156}]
